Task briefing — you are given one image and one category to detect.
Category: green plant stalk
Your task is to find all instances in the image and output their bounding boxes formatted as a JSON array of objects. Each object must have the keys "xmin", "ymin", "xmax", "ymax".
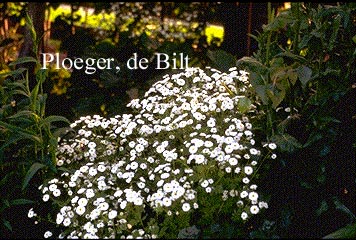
[
  {"xmin": 292, "ymin": 3, "xmax": 301, "ymax": 53},
  {"xmin": 265, "ymin": 2, "xmax": 275, "ymax": 139}
]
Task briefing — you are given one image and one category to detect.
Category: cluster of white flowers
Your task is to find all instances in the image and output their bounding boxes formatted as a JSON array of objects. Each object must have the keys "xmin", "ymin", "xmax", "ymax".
[{"xmin": 29, "ymin": 67, "xmax": 276, "ymax": 239}]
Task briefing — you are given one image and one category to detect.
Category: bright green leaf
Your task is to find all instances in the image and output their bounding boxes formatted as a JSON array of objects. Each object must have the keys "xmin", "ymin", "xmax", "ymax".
[{"xmin": 237, "ymin": 97, "xmax": 252, "ymax": 114}]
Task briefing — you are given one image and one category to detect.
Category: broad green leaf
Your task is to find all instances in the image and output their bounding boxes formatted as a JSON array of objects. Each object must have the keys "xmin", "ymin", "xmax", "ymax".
[
  {"xmin": 53, "ymin": 127, "xmax": 75, "ymax": 140},
  {"xmin": 22, "ymin": 162, "xmax": 46, "ymax": 190},
  {"xmin": 237, "ymin": 97, "xmax": 252, "ymax": 114},
  {"xmin": 10, "ymin": 199, "xmax": 35, "ymax": 206},
  {"xmin": 40, "ymin": 115, "xmax": 70, "ymax": 128},
  {"xmin": 323, "ymin": 223, "xmax": 356, "ymax": 239},
  {"xmin": 249, "ymin": 71, "xmax": 266, "ymax": 86},
  {"xmin": 297, "ymin": 65, "xmax": 312, "ymax": 88},
  {"xmin": 236, "ymin": 56, "xmax": 267, "ymax": 74},
  {"xmin": 267, "ymin": 88, "xmax": 285, "ymax": 109},
  {"xmin": 207, "ymin": 50, "xmax": 236, "ymax": 72},
  {"xmin": 254, "ymin": 85, "xmax": 269, "ymax": 105},
  {"xmin": 270, "ymin": 133, "xmax": 302, "ymax": 152},
  {"xmin": 352, "ymin": 35, "xmax": 356, "ymax": 44},
  {"xmin": 263, "ymin": 11, "xmax": 293, "ymax": 31},
  {"xmin": 8, "ymin": 57, "xmax": 37, "ymax": 67}
]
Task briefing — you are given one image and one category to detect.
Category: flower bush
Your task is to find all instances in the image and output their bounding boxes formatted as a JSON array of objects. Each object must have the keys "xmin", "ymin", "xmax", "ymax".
[{"xmin": 28, "ymin": 67, "xmax": 276, "ymax": 238}]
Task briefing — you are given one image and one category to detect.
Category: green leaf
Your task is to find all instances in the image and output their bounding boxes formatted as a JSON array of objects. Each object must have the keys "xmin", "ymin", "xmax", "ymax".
[
  {"xmin": 9, "ymin": 199, "xmax": 35, "ymax": 206},
  {"xmin": 297, "ymin": 65, "xmax": 312, "ymax": 88},
  {"xmin": 0, "ymin": 134, "xmax": 27, "ymax": 151},
  {"xmin": 316, "ymin": 200, "xmax": 328, "ymax": 216},
  {"xmin": 254, "ymin": 85, "xmax": 269, "ymax": 105},
  {"xmin": 270, "ymin": 133, "xmax": 302, "ymax": 152},
  {"xmin": 0, "ymin": 121, "xmax": 42, "ymax": 145},
  {"xmin": 237, "ymin": 97, "xmax": 252, "ymax": 114},
  {"xmin": 36, "ymin": 68, "xmax": 47, "ymax": 85},
  {"xmin": 30, "ymin": 83, "xmax": 39, "ymax": 112},
  {"xmin": 7, "ymin": 110, "xmax": 35, "ymax": 120},
  {"xmin": 333, "ymin": 197, "xmax": 356, "ymax": 222},
  {"xmin": 323, "ymin": 223, "xmax": 356, "ymax": 239},
  {"xmin": 40, "ymin": 115, "xmax": 70, "ymax": 128},
  {"xmin": 52, "ymin": 127, "xmax": 75, "ymax": 139},
  {"xmin": 236, "ymin": 56, "xmax": 267, "ymax": 74},
  {"xmin": 0, "ymin": 68, "xmax": 27, "ymax": 78},
  {"xmin": 10, "ymin": 89, "xmax": 29, "ymax": 97},
  {"xmin": 275, "ymin": 51, "xmax": 306, "ymax": 63},
  {"xmin": 303, "ymin": 132, "xmax": 323, "ymax": 148},
  {"xmin": 8, "ymin": 57, "xmax": 37, "ymax": 67},
  {"xmin": 2, "ymin": 199, "xmax": 10, "ymax": 208},
  {"xmin": 267, "ymin": 88, "xmax": 285, "ymax": 109},
  {"xmin": 2, "ymin": 218, "xmax": 12, "ymax": 232},
  {"xmin": 328, "ymin": 14, "xmax": 341, "ymax": 51},
  {"xmin": 43, "ymin": 153, "xmax": 57, "ymax": 173},
  {"xmin": 300, "ymin": 181, "xmax": 313, "ymax": 189},
  {"xmin": 22, "ymin": 162, "xmax": 46, "ymax": 190},
  {"xmin": 207, "ymin": 50, "xmax": 236, "ymax": 72},
  {"xmin": 352, "ymin": 35, "xmax": 356, "ymax": 44},
  {"xmin": 0, "ymin": 173, "xmax": 11, "ymax": 188}
]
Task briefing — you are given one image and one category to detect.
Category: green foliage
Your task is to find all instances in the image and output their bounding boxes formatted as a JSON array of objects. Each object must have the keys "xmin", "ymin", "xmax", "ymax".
[
  {"xmin": 0, "ymin": 13, "xmax": 70, "ymax": 235},
  {"xmin": 236, "ymin": 2, "xmax": 356, "ymax": 237},
  {"xmin": 323, "ymin": 223, "xmax": 356, "ymax": 239}
]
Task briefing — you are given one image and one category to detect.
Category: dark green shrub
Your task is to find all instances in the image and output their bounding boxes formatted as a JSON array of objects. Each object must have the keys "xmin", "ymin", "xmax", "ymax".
[{"xmin": 236, "ymin": 2, "xmax": 356, "ymax": 238}]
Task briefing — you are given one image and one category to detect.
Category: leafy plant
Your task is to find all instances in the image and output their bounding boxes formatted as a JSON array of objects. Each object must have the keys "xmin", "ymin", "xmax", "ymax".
[
  {"xmin": 236, "ymin": 2, "xmax": 356, "ymax": 237},
  {"xmin": 0, "ymin": 13, "xmax": 70, "ymax": 236}
]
